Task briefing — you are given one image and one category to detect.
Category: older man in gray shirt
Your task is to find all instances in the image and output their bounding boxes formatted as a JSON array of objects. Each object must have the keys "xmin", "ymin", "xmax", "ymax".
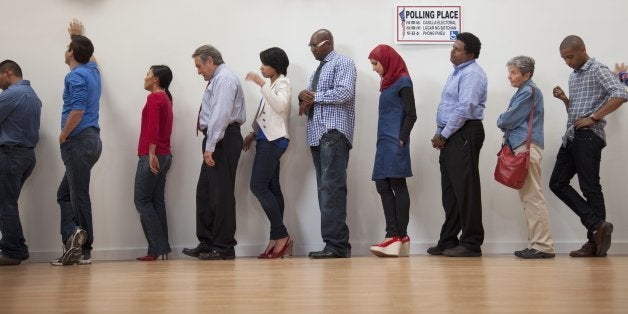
[
  {"xmin": 182, "ymin": 45, "xmax": 246, "ymax": 260},
  {"xmin": 0, "ymin": 60, "xmax": 41, "ymax": 266}
]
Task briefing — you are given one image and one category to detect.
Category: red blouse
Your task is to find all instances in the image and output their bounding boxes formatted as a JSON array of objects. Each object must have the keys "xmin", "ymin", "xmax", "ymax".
[{"xmin": 137, "ymin": 91, "xmax": 173, "ymax": 156}]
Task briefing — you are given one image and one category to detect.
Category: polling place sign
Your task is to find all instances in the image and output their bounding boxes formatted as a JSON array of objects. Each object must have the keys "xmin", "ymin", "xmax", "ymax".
[{"xmin": 396, "ymin": 6, "xmax": 462, "ymax": 44}]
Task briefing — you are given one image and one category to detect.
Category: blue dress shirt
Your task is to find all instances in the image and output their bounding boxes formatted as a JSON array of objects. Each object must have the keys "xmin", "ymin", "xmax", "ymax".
[
  {"xmin": 0, "ymin": 80, "xmax": 41, "ymax": 147},
  {"xmin": 62, "ymin": 62, "xmax": 101, "ymax": 137},
  {"xmin": 436, "ymin": 60, "xmax": 487, "ymax": 138}
]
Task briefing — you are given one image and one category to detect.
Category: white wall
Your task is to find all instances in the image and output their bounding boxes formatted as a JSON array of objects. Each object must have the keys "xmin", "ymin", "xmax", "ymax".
[{"xmin": 3, "ymin": 0, "xmax": 627, "ymax": 260}]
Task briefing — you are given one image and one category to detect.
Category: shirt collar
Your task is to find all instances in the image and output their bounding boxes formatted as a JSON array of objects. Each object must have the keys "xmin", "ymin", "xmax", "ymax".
[
  {"xmin": 7, "ymin": 80, "xmax": 29, "ymax": 90},
  {"xmin": 210, "ymin": 64, "xmax": 225, "ymax": 81},
  {"xmin": 322, "ymin": 50, "xmax": 337, "ymax": 63},
  {"xmin": 453, "ymin": 59, "xmax": 475, "ymax": 74},
  {"xmin": 574, "ymin": 57, "xmax": 594, "ymax": 74}
]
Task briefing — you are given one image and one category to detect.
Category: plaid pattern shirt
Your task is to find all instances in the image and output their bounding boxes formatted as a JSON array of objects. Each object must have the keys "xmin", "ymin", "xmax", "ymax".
[
  {"xmin": 306, "ymin": 50, "xmax": 357, "ymax": 146},
  {"xmin": 564, "ymin": 58, "xmax": 628, "ymax": 145}
]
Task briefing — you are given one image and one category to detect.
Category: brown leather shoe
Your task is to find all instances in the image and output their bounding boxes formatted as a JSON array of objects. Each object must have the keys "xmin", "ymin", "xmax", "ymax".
[
  {"xmin": 569, "ymin": 242, "xmax": 606, "ymax": 257},
  {"xmin": 593, "ymin": 221, "xmax": 613, "ymax": 257}
]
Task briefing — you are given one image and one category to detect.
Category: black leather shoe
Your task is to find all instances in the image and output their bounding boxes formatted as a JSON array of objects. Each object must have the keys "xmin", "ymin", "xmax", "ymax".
[
  {"xmin": 182, "ymin": 243, "xmax": 211, "ymax": 257},
  {"xmin": 308, "ymin": 249, "xmax": 348, "ymax": 259},
  {"xmin": 518, "ymin": 249, "xmax": 555, "ymax": 259},
  {"xmin": 198, "ymin": 249, "xmax": 235, "ymax": 260},
  {"xmin": 443, "ymin": 245, "xmax": 482, "ymax": 257},
  {"xmin": 0, "ymin": 253, "xmax": 22, "ymax": 266},
  {"xmin": 427, "ymin": 246, "xmax": 444, "ymax": 255},
  {"xmin": 514, "ymin": 248, "xmax": 530, "ymax": 257}
]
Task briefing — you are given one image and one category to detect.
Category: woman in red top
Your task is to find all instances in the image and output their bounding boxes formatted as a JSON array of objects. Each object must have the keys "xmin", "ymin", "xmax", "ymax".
[{"xmin": 135, "ymin": 65, "xmax": 174, "ymax": 261}]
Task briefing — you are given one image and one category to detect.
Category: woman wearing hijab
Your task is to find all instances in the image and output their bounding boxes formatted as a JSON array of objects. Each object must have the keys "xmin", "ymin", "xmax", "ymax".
[{"xmin": 367, "ymin": 45, "xmax": 417, "ymax": 257}]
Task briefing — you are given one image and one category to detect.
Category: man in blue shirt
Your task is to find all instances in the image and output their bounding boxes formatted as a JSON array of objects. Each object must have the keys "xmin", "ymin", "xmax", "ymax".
[
  {"xmin": 0, "ymin": 60, "xmax": 41, "ymax": 266},
  {"xmin": 429, "ymin": 32, "xmax": 487, "ymax": 257},
  {"xmin": 51, "ymin": 20, "xmax": 102, "ymax": 266},
  {"xmin": 550, "ymin": 36, "xmax": 627, "ymax": 258},
  {"xmin": 298, "ymin": 29, "xmax": 356, "ymax": 259}
]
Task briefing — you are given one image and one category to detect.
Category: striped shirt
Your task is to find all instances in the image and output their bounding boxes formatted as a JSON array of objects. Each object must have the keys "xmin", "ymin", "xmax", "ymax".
[
  {"xmin": 306, "ymin": 50, "xmax": 356, "ymax": 146},
  {"xmin": 563, "ymin": 58, "xmax": 628, "ymax": 145},
  {"xmin": 199, "ymin": 64, "xmax": 246, "ymax": 152}
]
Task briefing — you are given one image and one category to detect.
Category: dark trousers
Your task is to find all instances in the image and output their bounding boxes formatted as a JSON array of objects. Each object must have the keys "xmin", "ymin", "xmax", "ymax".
[
  {"xmin": 0, "ymin": 146, "xmax": 35, "ymax": 260},
  {"xmin": 196, "ymin": 124, "xmax": 242, "ymax": 251},
  {"xmin": 549, "ymin": 129, "xmax": 605, "ymax": 241},
  {"xmin": 438, "ymin": 120, "xmax": 485, "ymax": 252},
  {"xmin": 310, "ymin": 130, "xmax": 351, "ymax": 256},
  {"xmin": 134, "ymin": 154, "xmax": 172, "ymax": 256},
  {"xmin": 250, "ymin": 139, "xmax": 288, "ymax": 240},
  {"xmin": 57, "ymin": 127, "xmax": 102, "ymax": 253},
  {"xmin": 375, "ymin": 178, "xmax": 410, "ymax": 238}
]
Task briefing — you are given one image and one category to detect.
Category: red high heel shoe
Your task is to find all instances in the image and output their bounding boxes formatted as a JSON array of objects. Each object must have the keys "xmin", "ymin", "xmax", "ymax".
[
  {"xmin": 269, "ymin": 237, "xmax": 293, "ymax": 259},
  {"xmin": 136, "ymin": 255, "xmax": 158, "ymax": 261},
  {"xmin": 258, "ymin": 240, "xmax": 276, "ymax": 259},
  {"xmin": 136, "ymin": 254, "xmax": 168, "ymax": 261}
]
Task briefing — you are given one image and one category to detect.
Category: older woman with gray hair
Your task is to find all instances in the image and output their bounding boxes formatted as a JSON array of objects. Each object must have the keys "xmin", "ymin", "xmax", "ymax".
[{"xmin": 497, "ymin": 56, "xmax": 555, "ymax": 259}]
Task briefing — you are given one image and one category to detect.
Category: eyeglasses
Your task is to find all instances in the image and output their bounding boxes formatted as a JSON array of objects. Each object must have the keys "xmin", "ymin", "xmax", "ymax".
[{"xmin": 308, "ymin": 40, "xmax": 329, "ymax": 49}]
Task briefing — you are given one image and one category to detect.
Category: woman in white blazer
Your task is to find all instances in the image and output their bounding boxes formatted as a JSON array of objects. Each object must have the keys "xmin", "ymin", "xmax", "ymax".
[{"xmin": 244, "ymin": 47, "xmax": 292, "ymax": 259}]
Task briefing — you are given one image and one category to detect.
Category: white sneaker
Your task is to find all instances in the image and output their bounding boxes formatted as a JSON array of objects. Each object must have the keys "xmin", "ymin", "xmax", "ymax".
[{"xmin": 50, "ymin": 228, "xmax": 87, "ymax": 266}]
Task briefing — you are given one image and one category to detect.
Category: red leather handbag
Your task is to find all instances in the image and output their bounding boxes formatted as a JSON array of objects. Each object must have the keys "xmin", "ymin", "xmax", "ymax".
[{"xmin": 494, "ymin": 88, "xmax": 535, "ymax": 190}]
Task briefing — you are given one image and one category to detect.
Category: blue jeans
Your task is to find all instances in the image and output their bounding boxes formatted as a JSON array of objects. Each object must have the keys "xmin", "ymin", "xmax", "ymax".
[
  {"xmin": 134, "ymin": 154, "xmax": 172, "ymax": 256},
  {"xmin": 57, "ymin": 127, "xmax": 102, "ymax": 253},
  {"xmin": 549, "ymin": 129, "xmax": 605, "ymax": 241},
  {"xmin": 250, "ymin": 139, "xmax": 287, "ymax": 240},
  {"xmin": 0, "ymin": 146, "xmax": 35, "ymax": 260},
  {"xmin": 310, "ymin": 130, "xmax": 351, "ymax": 256}
]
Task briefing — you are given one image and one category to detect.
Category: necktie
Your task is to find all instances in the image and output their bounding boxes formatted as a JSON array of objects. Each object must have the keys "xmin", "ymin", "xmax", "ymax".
[
  {"xmin": 196, "ymin": 81, "xmax": 211, "ymax": 136},
  {"xmin": 309, "ymin": 61, "xmax": 326, "ymax": 118}
]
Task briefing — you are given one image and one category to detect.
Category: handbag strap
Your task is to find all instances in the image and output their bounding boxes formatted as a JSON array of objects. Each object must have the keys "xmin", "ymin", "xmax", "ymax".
[{"xmin": 524, "ymin": 87, "xmax": 536, "ymax": 151}]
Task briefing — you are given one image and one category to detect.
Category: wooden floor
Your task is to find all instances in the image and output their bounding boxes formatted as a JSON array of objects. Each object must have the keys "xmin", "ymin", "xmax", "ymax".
[{"xmin": 1, "ymin": 255, "xmax": 627, "ymax": 313}]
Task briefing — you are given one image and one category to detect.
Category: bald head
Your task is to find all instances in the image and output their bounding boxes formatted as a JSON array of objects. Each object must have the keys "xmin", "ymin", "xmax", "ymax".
[
  {"xmin": 313, "ymin": 29, "xmax": 334, "ymax": 47},
  {"xmin": 560, "ymin": 35, "xmax": 585, "ymax": 51}
]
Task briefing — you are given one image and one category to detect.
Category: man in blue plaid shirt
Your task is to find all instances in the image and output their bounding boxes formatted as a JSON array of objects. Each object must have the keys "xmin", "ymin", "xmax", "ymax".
[
  {"xmin": 298, "ymin": 29, "xmax": 356, "ymax": 259},
  {"xmin": 550, "ymin": 35, "xmax": 628, "ymax": 258}
]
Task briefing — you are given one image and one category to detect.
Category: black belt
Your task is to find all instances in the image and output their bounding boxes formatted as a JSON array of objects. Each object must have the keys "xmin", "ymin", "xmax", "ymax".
[{"xmin": 200, "ymin": 122, "xmax": 241, "ymax": 136}]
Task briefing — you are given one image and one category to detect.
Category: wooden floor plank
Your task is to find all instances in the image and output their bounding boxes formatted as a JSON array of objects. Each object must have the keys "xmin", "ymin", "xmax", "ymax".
[{"xmin": 1, "ymin": 255, "xmax": 627, "ymax": 313}]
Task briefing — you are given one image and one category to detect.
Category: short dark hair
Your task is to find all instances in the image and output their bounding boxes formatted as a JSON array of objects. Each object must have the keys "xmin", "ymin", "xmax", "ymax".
[
  {"xmin": 150, "ymin": 65, "xmax": 173, "ymax": 101},
  {"xmin": 456, "ymin": 32, "xmax": 482, "ymax": 59},
  {"xmin": 259, "ymin": 47, "xmax": 290, "ymax": 76},
  {"xmin": 560, "ymin": 35, "xmax": 585, "ymax": 51},
  {"xmin": 69, "ymin": 35, "xmax": 94, "ymax": 64},
  {"xmin": 0, "ymin": 60, "xmax": 22, "ymax": 77}
]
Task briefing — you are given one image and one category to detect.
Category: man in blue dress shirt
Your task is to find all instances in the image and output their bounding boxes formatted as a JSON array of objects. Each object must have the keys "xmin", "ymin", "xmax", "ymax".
[
  {"xmin": 429, "ymin": 32, "xmax": 487, "ymax": 257},
  {"xmin": 0, "ymin": 60, "xmax": 41, "ymax": 266}
]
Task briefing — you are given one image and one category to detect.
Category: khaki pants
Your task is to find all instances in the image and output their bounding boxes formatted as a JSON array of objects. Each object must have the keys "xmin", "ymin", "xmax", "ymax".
[{"xmin": 514, "ymin": 143, "xmax": 554, "ymax": 253}]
